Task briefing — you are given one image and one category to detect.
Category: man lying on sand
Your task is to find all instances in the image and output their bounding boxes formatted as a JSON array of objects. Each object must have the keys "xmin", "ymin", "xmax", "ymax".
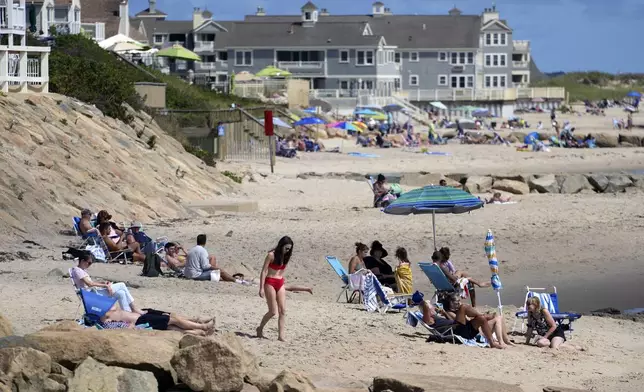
[{"xmin": 100, "ymin": 305, "xmax": 215, "ymax": 336}]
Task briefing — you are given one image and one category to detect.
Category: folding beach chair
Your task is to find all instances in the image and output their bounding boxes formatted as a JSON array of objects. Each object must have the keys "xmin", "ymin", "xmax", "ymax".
[
  {"xmin": 405, "ymin": 310, "xmax": 488, "ymax": 347},
  {"xmin": 512, "ymin": 286, "xmax": 582, "ymax": 339},
  {"xmin": 90, "ymin": 233, "xmax": 133, "ymax": 264},
  {"xmin": 72, "ymin": 217, "xmax": 98, "ymax": 247},
  {"xmin": 325, "ymin": 256, "xmax": 361, "ymax": 303},
  {"xmin": 79, "ymin": 288, "xmax": 118, "ymax": 326},
  {"xmin": 418, "ymin": 262, "xmax": 458, "ymax": 303},
  {"xmin": 363, "ymin": 271, "xmax": 411, "ymax": 313}
]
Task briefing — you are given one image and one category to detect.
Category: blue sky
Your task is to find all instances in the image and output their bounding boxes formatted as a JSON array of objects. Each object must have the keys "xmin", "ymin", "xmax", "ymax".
[{"xmin": 131, "ymin": 0, "xmax": 643, "ymax": 73}]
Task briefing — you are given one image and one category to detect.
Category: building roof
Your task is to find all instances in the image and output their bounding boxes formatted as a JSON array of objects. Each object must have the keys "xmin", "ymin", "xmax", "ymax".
[
  {"xmin": 79, "ymin": 0, "xmax": 122, "ymax": 37},
  {"xmin": 243, "ymin": 15, "xmax": 482, "ymax": 48},
  {"xmin": 216, "ymin": 21, "xmax": 383, "ymax": 48},
  {"xmin": 134, "ymin": 7, "xmax": 168, "ymax": 17},
  {"xmin": 301, "ymin": 2, "xmax": 318, "ymax": 11}
]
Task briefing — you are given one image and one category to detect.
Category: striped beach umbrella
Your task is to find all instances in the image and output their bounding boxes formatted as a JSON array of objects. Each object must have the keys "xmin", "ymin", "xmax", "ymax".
[
  {"xmin": 383, "ymin": 185, "xmax": 484, "ymax": 249},
  {"xmin": 485, "ymin": 229, "xmax": 503, "ymax": 312}
]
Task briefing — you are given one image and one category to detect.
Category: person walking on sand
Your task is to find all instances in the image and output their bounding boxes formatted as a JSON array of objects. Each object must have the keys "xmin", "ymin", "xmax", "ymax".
[{"xmin": 257, "ymin": 236, "xmax": 311, "ymax": 341}]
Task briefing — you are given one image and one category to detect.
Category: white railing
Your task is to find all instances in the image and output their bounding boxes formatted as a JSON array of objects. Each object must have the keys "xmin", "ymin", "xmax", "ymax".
[
  {"xmin": 196, "ymin": 62, "xmax": 216, "ymax": 70},
  {"xmin": 194, "ymin": 41, "xmax": 215, "ymax": 51},
  {"xmin": 312, "ymin": 87, "xmax": 566, "ymax": 102},
  {"xmin": 512, "ymin": 83, "xmax": 528, "ymax": 88},
  {"xmin": 310, "ymin": 88, "xmax": 394, "ymax": 98},
  {"xmin": 2, "ymin": 49, "xmax": 50, "ymax": 93},
  {"xmin": 513, "ymin": 40, "xmax": 529, "ymax": 51},
  {"xmin": 1, "ymin": 3, "xmax": 26, "ymax": 30},
  {"xmin": 278, "ymin": 61, "xmax": 324, "ymax": 69},
  {"xmin": 81, "ymin": 22, "xmax": 105, "ymax": 41},
  {"xmin": 513, "ymin": 61, "xmax": 528, "ymax": 68}
]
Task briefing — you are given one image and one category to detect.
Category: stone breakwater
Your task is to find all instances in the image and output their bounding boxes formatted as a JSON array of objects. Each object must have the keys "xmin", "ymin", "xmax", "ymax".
[
  {"xmin": 439, "ymin": 130, "xmax": 644, "ymax": 148},
  {"xmin": 296, "ymin": 172, "xmax": 644, "ymax": 195}
]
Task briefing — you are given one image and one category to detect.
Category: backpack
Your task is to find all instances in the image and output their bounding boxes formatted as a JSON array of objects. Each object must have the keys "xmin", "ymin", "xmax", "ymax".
[{"xmin": 141, "ymin": 253, "xmax": 164, "ymax": 277}]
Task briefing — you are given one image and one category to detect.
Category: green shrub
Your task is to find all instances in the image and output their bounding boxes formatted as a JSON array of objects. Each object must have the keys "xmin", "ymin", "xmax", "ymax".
[
  {"xmin": 49, "ymin": 34, "xmax": 146, "ymax": 123},
  {"xmin": 222, "ymin": 170, "xmax": 242, "ymax": 183},
  {"xmin": 146, "ymin": 135, "xmax": 157, "ymax": 149},
  {"xmin": 532, "ymin": 72, "xmax": 644, "ymax": 102}
]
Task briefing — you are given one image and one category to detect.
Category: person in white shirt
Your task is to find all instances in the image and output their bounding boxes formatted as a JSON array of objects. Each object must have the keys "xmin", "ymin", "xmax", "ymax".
[
  {"xmin": 71, "ymin": 252, "xmax": 143, "ymax": 314},
  {"xmin": 184, "ymin": 234, "xmax": 237, "ymax": 282}
]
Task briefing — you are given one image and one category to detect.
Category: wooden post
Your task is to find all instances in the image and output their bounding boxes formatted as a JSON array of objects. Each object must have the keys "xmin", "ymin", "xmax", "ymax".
[{"xmin": 264, "ymin": 110, "xmax": 275, "ymax": 173}]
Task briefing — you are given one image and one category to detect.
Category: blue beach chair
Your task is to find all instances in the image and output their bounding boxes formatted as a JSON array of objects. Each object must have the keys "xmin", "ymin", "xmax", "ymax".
[
  {"xmin": 325, "ymin": 256, "xmax": 361, "ymax": 303},
  {"xmin": 513, "ymin": 286, "xmax": 582, "ymax": 338},
  {"xmin": 405, "ymin": 310, "xmax": 488, "ymax": 347},
  {"xmin": 418, "ymin": 262, "xmax": 458, "ymax": 303},
  {"xmin": 79, "ymin": 288, "xmax": 118, "ymax": 326}
]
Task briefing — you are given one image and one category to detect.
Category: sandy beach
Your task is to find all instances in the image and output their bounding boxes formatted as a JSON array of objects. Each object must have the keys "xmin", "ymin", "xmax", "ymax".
[{"xmin": 2, "ymin": 105, "xmax": 644, "ymax": 391}]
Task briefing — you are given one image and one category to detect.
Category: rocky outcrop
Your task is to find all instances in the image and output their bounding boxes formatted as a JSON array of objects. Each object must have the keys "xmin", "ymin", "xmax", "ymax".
[
  {"xmin": 464, "ymin": 176, "xmax": 493, "ymax": 193},
  {"xmin": 492, "ymin": 179, "xmax": 530, "ymax": 195},
  {"xmin": 529, "ymin": 174, "xmax": 560, "ymax": 193},
  {"xmin": 68, "ymin": 357, "xmax": 157, "ymax": 392},
  {"xmin": 593, "ymin": 133, "xmax": 619, "ymax": 148},
  {"xmin": 557, "ymin": 174, "xmax": 591, "ymax": 194},
  {"xmin": 371, "ymin": 375, "xmax": 522, "ymax": 392},
  {"xmin": 266, "ymin": 370, "xmax": 317, "ymax": 392},
  {"xmin": 0, "ymin": 347, "xmax": 66, "ymax": 392},
  {"xmin": 0, "ymin": 94, "xmax": 236, "ymax": 238}
]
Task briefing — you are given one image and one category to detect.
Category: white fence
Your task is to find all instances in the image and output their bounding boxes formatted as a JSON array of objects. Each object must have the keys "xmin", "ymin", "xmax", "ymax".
[{"xmin": 1, "ymin": 48, "xmax": 50, "ymax": 93}]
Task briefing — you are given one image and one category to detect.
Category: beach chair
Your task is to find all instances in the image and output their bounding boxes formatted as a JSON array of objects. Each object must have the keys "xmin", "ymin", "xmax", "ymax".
[
  {"xmin": 91, "ymin": 233, "xmax": 133, "ymax": 264},
  {"xmin": 405, "ymin": 310, "xmax": 488, "ymax": 347},
  {"xmin": 325, "ymin": 256, "xmax": 361, "ymax": 303},
  {"xmin": 72, "ymin": 217, "xmax": 99, "ymax": 247},
  {"xmin": 512, "ymin": 286, "xmax": 582, "ymax": 338},
  {"xmin": 363, "ymin": 271, "xmax": 411, "ymax": 313},
  {"xmin": 79, "ymin": 288, "xmax": 118, "ymax": 326},
  {"xmin": 418, "ymin": 262, "xmax": 458, "ymax": 303}
]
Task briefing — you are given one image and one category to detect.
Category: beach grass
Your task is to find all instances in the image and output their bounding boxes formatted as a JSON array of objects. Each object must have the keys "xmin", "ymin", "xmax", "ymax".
[{"xmin": 533, "ymin": 71, "xmax": 644, "ymax": 102}]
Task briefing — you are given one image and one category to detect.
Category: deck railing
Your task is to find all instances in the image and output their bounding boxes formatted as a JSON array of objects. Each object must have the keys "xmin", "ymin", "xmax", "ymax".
[{"xmin": 1, "ymin": 47, "xmax": 50, "ymax": 93}]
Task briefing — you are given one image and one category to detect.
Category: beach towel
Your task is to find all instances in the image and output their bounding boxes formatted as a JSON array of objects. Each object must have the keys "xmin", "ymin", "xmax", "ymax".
[
  {"xmin": 362, "ymin": 273, "xmax": 380, "ymax": 312},
  {"xmin": 456, "ymin": 278, "xmax": 470, "ymax": 299},
  {"xmin": 424, "ymin": 151, "xmax": 451, "ymax": 156},
  {"xmin": 348, "ymin": 152, "xmax": 380, "ymax": 158},
  {"xmin": 348, "ymin": 272, "xmax": 365, "ymax": 291},
  {"xmin": 490, "ymin": 201, "xmax": 518, "ymax": 205},
  {"xmin": 395, "ymin": 264, "xmax": 413, "ymax": 294}
]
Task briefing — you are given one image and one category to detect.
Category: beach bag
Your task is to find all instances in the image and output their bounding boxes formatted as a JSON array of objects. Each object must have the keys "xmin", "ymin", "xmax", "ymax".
[
  {"xmin": 141, "ymin": 253, "xmax": 163, "ymax": 277},
  {"xmin": 85, "ymin": 244, "xmax": 106, "ymax": 262}
]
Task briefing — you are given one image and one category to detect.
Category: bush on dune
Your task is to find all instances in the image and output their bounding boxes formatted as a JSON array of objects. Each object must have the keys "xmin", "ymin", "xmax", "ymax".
[{"xmin": 532, "ymin": 71, "xmax": 644, "ymax": 102}]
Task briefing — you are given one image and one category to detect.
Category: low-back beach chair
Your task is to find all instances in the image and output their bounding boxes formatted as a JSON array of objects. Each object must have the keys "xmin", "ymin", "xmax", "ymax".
[
  {"xmin": 325, "ymin": 256, "xmax": 361, "ymax": 303},
  {"xmin": 72, "ymin": 217, "xmax": 98, "ymax": 247},
  {"xmin": 405, "ymin": 310, "xmax": 488, "ymax": 347},
  {"xmin": 418, "ymin": 262, "xmax": 458, "ymax": 302},
  {"xmin": 513, "ymin": 287, "xmax": 582, "ymax": 338},
  {"xmin": 88, "ymin": 233, "xmax": 133, "ymax": 264},
  {"xmin": 79, "ymin": 288, "xmax": 118, "ymax": 326},
  {"xmin": 363, "ymin": 271, "xmax": 411, "ymax": 313}
]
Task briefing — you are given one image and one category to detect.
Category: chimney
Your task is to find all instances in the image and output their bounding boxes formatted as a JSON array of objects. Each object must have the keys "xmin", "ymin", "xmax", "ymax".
[
  {"xmin": 384, "ymin": 7, "xmax": 392, "ymax": 15},
  {"xmin": 149, "ymin": 0, "xmax": 156, "ymax": 13},
  {"xmin": 118, "ymin": 1, "xmax": 130, "ymax": 35},
  {"xmin": 256, "ymin": 6, "xmax": 265, "ymax": 16},
  {"xmin": 422, "ymin": 23, "xmax": 426, "ymax": 30},
  {"xmin": 320, "ymin": 8, "xmax": 329, "ymax": 16},
  {"xmin": 482, "ymin": 4, "xmax": 499, "ymax": 24},
  {"xmin": 193, "ymin": 7, "xmax": 205, "ymax": 29}
]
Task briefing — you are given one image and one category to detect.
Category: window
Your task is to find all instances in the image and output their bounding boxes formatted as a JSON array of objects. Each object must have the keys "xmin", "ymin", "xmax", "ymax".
[
  {"xmin": 438, "ymin": 75, "xmax": 448, "ymax": 86},
  {"xmin": 485, "ymin": 34, "xmax": 491, "ymax": 46},
  {"xmin": 218, "ymin": 51, "xmax": 228, "ymax": 61},
  {"xmin": 202, "ymin": 55, "xmax": 216, "ymax": 63},
  {"xmin": 409, "ymin": 75, "xmax": 419, "ymax": 86},
  {"xmin": 153, "ymin": 34, "xmax": 164, "ymax": 44},
  {"xmin": 365, "ymin": 80, "xmax": 374, "ymax": 89},
  {"xmin": 450, "ymin": 52, "xmax": 473, "ymax": 65},
  {"xmin": 235, "ymin": 50, "xmax": 252, "ymax": 66},
  {"xmin": 438, "ymin": 52, "xmax": 447, "ymax": 62},
  {"xmin": 467, "ymin": 52, "xmax": 474, "ymax": 64},
  {"xmin": 356, "ymin": 50, "xmax": 374, "ymax": 65},
  {"xmin": 493, "ymin": 33, "xmax": 499, "ymax": 45},
  {"xmin": 386, "ymin": 50, "xmax": 395, "ymax": 63},
  {"xmin": 410, "ymin": 52, "xmax": 419, "ymax": 62},
  {"xmin": 450, "ymin": 75, "xmax": 474, "ymax": 88},
  {"xmin": 484, "ymin": 75, "xmax": 507, "ymax": 88},
  {"xmin": 304, "ymin": 11, "xmax": 311, "ymax": 20},
  {"xmin": 377, "ymin": 50, "xmax": 384, "ymax": 65},
  {"xmin": 466, "ymin": 75, "xmax": 474, "ymax": 88},
  {"xmin": 500, "ymin": 33, "xmax": 507, "ymax": 45},
  {"xmin": 484, "ymin": 54, "xmax": 507, "ymax": 67},
  {"xmin": 485, "ymin": 33, "xmax": 507, "ymax": 46},
  {"xmin": 339, "ymin": 50, "xmax": 349, "ymax": 63},
  {"xmin": 199, "ymin": 33, "xmax": 215, "ymax": 42},
  {"xmin": 340, "ymin": 80, "xmax": 349, "ymax": 90},
  {"xmin": 394, "ymin": 52, "xmax": 401, "ymax": 64},
  {"xmin": 54, "ymin": 7, "xmax": 67, "ymax": 21},
  {"xmin": 394, "ymin": 78, "xmax": 401, "ymax": 89}
]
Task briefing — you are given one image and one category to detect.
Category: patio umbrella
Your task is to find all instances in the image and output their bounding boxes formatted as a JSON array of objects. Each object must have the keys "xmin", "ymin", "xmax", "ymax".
[
  {"xmin": 256, "ymin": 65, "xmax": 291, "ymax": 78},
  {"xmin": 383, "ymin": 185, "xmax": 484, "ymax": 249},
  {"xmin": 430, "ymin": 101, "xmax": 447, "ymax": 110},
  {"xmin": 99, "ymin": 34, "xmax": 144, "ymax": 49},
  {"xmin": 107, "ymin": 41, "xmax": 145, "ymax": 52},
  {"xmin": 156, "ymin": 44, "xmax": 201, "ymax": 61},
  {"xmin": 383, "ymin": 103, "xmax": 404, "ymax": 112},
  {"xmin": 484, "ymin": 229, "xmax": 503, "ymax": 312},
  {"xmin": 293, "ymin": 117, "xmax": 325, "ymax": 126},
  {"xmin": 626, "ymin": 91, "xmax": 642, "ymax": 98},
  {"xmin": 355, "ymin": 109, "xmax": 379, "ymax": 116}
]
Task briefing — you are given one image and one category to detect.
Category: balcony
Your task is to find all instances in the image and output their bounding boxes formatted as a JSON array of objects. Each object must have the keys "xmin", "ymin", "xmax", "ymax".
[
  {"xmin": 194, "ymin": 40, "xmax": 215, "ymax": 52},
  {"xmin": 513, "ymin": 40, "xmax": 529, "ymax": 52},
  {"xmin": 49, "ymin": 21, "xmax": 80, "ymax": 35},
  {"xmin": 0, "ymin": 1, "xmax": 26, "ymax": 32},
  {"xmin": 403, "ymin": 87, "xmax": 565, "ymax": 102},
  {"xmin": 277, "ymin": 61, "xmax": 325, "ymax": 76},
  {"xmin": 1, "ymin": 47, "xmax": 51, "ymax": 94},
  {"xmin": 81, "ymin": 22, "xmax": 105, "ymax": 42},
  {"xmin": 512, "ymin": 61, "xmax": 529, "ymax": 68},
  {"xmin": 195, "ymin": 62, "xmax": 217, "ymax": 72}
]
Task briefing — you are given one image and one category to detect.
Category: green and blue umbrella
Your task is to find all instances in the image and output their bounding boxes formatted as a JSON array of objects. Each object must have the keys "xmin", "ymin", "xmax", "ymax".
[
  {"xmin": 485, "ymin": 229, "xmax": 504, "ymax": 312},
  {"xmin": 383, "ymin": 185, "xmax": 484, "ymax": 249},
  {"xmin": 293, "ymin": 117, "xmax": 325, "ymax": 126}
]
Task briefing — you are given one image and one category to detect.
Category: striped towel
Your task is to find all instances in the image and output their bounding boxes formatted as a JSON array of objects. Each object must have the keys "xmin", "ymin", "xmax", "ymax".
[
  {"xmin": 362, "ymin": 273, "xmax": 380, "ymax": 312},
  {"xmin": 534, "ymin": 293, "xmax": 555, "ymax": 313}
]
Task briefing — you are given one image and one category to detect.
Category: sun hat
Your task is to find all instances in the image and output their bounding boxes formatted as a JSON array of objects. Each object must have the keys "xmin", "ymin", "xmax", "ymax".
[{"xmin": 129, "ymin": 222, "xmax": 143, "ymax": 229}]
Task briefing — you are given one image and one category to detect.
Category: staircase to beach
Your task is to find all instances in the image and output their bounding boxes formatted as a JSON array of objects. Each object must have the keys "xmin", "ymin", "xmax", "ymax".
[{"xmin": 358, "ymin": 93, "xmax": 430, "ymax": 126}]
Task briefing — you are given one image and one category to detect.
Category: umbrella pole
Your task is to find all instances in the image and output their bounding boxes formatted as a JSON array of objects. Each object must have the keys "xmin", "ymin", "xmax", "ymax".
[
  {"xmin": 496, "ymin": 290, "xmax": 503, "ymax": 314},
  {"xmin": 432, "ymin": 210, "xmax": 436, "ymax": 250}
]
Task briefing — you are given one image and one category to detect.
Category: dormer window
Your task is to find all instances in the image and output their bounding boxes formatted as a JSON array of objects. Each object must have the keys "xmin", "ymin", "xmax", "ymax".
[{"xmin": 304, "ymin": 11, "xmax": 311, "ymax": 20}]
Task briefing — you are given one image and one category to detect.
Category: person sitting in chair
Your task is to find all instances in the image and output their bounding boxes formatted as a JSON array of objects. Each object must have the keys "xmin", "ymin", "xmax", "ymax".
[
  {"xmin": 98, "ymin": 223, "xmax": 146, "ymax": 263},
  {"xmin": 78, "ymin": 208, "xmax": 98, "ymax": 236},
  {"xmin": 433, "ymin": 249, "xmax": 489, "ymax": 307},
  {"xmin": 163, "ymin": 242, "xmax": 187, "ymax": 273},
  {"xmin": 363, "ymin": 241, "xmax": 397, "ymax": 290}
]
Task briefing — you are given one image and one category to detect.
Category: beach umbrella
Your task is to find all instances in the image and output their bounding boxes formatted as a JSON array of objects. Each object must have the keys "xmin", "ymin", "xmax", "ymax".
[
  {"xmin": 484, "ymin": 229, "xmax": 503, "ymax": 312},
  {"xmin": 157, "ymin": 44, "xmax": 201, "ymax": 61},
  {"xmin": 293, "ymin": 117, "xmax": 325, "ymax": 126},
  {"xmin": 626, "ymin": 91, "xmax": 642, "ymax": 98},
  {"xmin": 430, "ymin": 101, "xmax": 447, "ymax": 110},
  {"xmin": 383, "ymin": 185, "xmax": 484, "ymax": 249},
  {"xmin": 472, "ymin": 108, "xmax": 489, "ymax": 117},
  {"xmin": 108, "ymin": 41, "xmax": 145, "ymax": 52},
  {"xmin": 355, "ymin": 108, "xmax": 379, "ymax": 116},
  {"xmin": 99, "ymin": 34, "xmax": 145, "ymax": 49},
  {"xmin": 524, "ymin": 131, "xmax": 540, "ymax": 144},
  {"xmin": 256, "ymin": 65, "xmax": 291, "ymax": 78},
  {"xmin": 329, "ymin": 121, "xmax": 360, "ymax": 132},
  {"xmin": 383, "ymin": 103, "xmax": 404, "ymax": 112}
]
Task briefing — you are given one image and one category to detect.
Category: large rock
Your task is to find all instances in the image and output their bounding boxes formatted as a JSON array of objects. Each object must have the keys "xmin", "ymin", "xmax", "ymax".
[
  {"xmin": 529, "ymin": 174, "xmax": 560, "ymax": 193},
  {"xmin": 0, "ymin": 336, "xmax": 41, "ymax": 350},
  {"xmin": 0, "ymin": 315, "xmax": 13, "ymax": 338},
  {"xmin": 0, "ymin": 347, "xmax": 63, "ymax": 392},
  {"xmin": 557, "ymin": 174, "xmax": 591, "ymax": 194},
  {"xmin": 629, "ymin": 174, "xmax": 644, "ymax": 188},
  {"xmin": 25, "ymin": 328, "xmax": 181, "ymax": 386},
  {"xmin": 586, "ymin": 174, "xmax": 609, "ymax": 192},
  {"xmin": 171, "ymin": 333, "xmax": 259, "ymax": 392},
  {"xmin": 68, "ymin": 356, "xmax": 158, "ymax": 392},
  {"xmin": 463, "ymin": 176, "xmax": 493, "ymax": 193},
  {"xmin": 594, "ymin": 133, "xmax": 619, "ymax": 148},
  {"xmin": 372, "ymin": 374, "xmax": 522, "ymax": 392},
  {"xmin": 400, "ymin": 173, "xmax": 444, "ymax": 187},
  {"xmin": 605, "ymin": 175, "xmax": 633, "ymax": 193},
  {"xmin": 619, "ymin": 134, "xmax": 642, "ymax": 146},
  {"xmin": 492, "ymin": 179, "xmax": 529, "ymax": 195},
  {"xmin": 267, "ymin": 370, "xmax": 317, "ymax": 392}
]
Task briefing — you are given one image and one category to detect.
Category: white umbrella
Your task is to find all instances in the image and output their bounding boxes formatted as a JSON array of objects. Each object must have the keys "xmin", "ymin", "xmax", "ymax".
[
  {"xmin": 107, "ymin": 42, "xmax": 144, "ymax": 52},
  {"xmin": 430, "ymin": 101, "xmax": 447, "ymax": 110},
  {"xmin": 99, "ymin": 34, "xmax": 144, "ymax": 50}
]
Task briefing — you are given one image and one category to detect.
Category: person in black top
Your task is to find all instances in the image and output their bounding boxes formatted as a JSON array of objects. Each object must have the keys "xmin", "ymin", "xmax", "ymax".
[{"xmin": 363, "ymin": 240, "xmax": 397, "ymax": 290}]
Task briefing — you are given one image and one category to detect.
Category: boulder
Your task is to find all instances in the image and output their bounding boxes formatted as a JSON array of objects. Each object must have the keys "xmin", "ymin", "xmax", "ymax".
[
  {"xmin": 492, "ymin": 179, "xmax": 529, "ymax": 195},
  {"xmin": 593, "ymin": 133, "xmax": 619, "ymax": 148},
  {"xmin": 171, "ymin": 333, "xmax": 259, "ymax": 392},
  {"xmin": 372, "ymin": 374, "xmax": 522, "ymax": 392},
  {"xmin": 528, "ymin": 174, "xmax": 560, "ymax": 193},
  {"xmin": 267, "ymin": 370, "xmax": 317, "ymax": 392},
  {"xmin": 605, "ymin": 175, "xmax": 633, "ymax": 193},
  {"xmin": 400, "ymin": 173, "xmax": 444, "ymax": 187},
  {"xmin": 494, "ymin": 174, "xmax": 531, "ymax": 183},
  {"xmin": 586, "ymin": 174, "xmax": 609, "ymax": 192},
  {"xmin": 629, "ymin": 174, "xmax": 644, "ymax": 188},
  {"xmin": 38, "ymin": 321, "xmax": 85, "ymax": 332},
  {"xmin": 68, "ymin": 356, "xmax": 158, "ymax": 392},
  {"xmin": 619, "ymin": 134, "xmax": 642, "ymax": 146},
  {"xmin": 0, "ymin": 347, "xmax": 52, "ymax": 378},
  {"xmin": 0, "ymin": 336, "xmax": 41, "ymax": 350},
  {"xmin": 25, "ymin": 328, "xmax": 181, "ymax": 385},
  {"xmin": 0, "ymin": 315, "xmax": 13, "ymax": 338},
  {"xmin": 508, "ymin": 131, "xmax": 527, "ymax": 143},
  {"xmin": 314, "ymin": 129, "xmax": 328, "ymax": 140},
  {"xmin": 557, "ymin": 174, "xmax": 591, "ymax": 194},
  {"xmin": 0, "ymin": 374, "xmax": 10, "ymax": 392},
  {"xmin": 441, "ymin": 130, "xmax": 456, "ymax": 139},
  {"xmin": 464, "ymin": 176, "xmax": 493, "ymax": 193}
]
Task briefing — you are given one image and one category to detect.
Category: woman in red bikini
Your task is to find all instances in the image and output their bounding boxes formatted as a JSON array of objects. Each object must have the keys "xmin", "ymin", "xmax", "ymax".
[{"xmin": 257, "ymin": 236, "xmax": 303, "ymax": 341}]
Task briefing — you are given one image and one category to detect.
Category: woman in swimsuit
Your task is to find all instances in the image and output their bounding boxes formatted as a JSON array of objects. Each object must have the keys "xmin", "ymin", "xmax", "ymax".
[
  {"xmin": 257, "ymin": 236, "xmax": 310, "ymax": 341},
  {"xmin": 348, "ymin": 242, "xmax": 368, "ymax": 274}
]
